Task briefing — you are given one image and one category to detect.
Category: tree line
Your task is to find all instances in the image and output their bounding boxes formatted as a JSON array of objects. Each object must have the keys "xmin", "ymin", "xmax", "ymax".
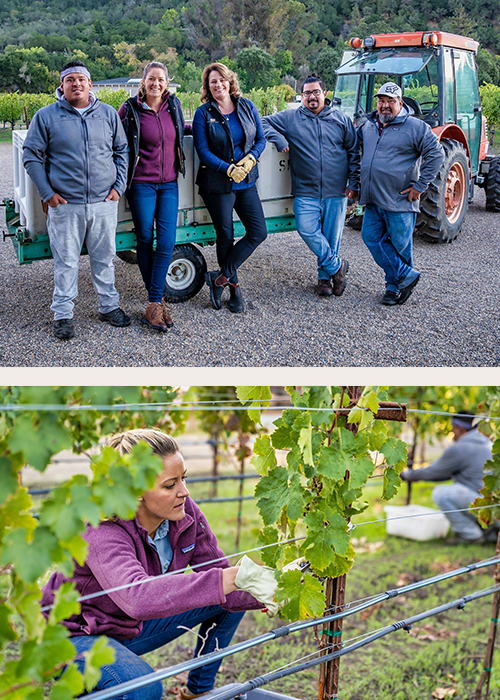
[{"xmin": 0, "ymin": 0, "xmax": 500, "ymax": 94}]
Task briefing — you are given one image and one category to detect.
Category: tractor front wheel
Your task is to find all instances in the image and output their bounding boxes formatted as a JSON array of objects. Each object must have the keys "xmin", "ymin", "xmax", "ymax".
[{"xmin": 416, "ymin": 139, "xmax": 469, "ymax": 243}]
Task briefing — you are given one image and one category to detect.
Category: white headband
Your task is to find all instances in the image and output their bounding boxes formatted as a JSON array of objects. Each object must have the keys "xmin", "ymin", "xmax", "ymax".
[{"xmin": 60, "ymin": 66, "xmax": 91, "ymax": 81}]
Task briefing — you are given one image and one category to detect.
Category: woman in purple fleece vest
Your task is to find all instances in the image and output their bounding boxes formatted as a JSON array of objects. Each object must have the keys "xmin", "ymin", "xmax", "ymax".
[
  {"xmin": 119, "ymin": 63, "xmax": 190, "ymax": 332},
  {"xmin": 41, "ymin": 429, "xmax": 265, "ymax": 700}
]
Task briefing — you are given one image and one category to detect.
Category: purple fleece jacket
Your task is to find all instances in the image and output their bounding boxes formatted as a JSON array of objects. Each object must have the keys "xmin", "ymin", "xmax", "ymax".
[{"xmin": 41, "ymin": 498, "xmax": 261, "ymax": 641}]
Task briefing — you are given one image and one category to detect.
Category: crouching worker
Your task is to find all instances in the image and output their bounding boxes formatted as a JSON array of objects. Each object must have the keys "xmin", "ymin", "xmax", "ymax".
[
  {"xmin": 41, "ymin": 429, "xmax": 285, "ymax": 700},
  {"xmin": 400, "ymin": 412, "xmax": 494, "ymax": 544}
]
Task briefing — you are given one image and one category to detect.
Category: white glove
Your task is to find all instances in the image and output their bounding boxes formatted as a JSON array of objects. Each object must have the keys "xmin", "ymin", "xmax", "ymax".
[
  {"xmin": 235, "ymin": 555, "xmax": 279, "ymax": 615},
  {"xmin": 235, "ymin": 556, "xmax": 306, "ymax": 617}
]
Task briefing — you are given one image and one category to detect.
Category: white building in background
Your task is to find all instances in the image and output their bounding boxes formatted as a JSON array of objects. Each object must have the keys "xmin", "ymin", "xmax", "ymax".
[{"xmin": 91, "ymin": 77, "xmax": 180, "ymax": 96}]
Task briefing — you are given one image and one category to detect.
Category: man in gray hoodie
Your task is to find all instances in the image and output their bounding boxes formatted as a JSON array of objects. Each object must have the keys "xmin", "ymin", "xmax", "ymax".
[
  {"xmin": 401, "ymin": 412, "xmax": 493, "ymax": 543},
  {"xmin": 358, "ymin": 82, "xmax": 444, "ymax": 306},
  {"xmin": 23, "ymin": 61, "xmax": 130, "ymax": 340},
  {"xmin": 262, "ymin": 74, "xmax": 359, "ymax": 297}
]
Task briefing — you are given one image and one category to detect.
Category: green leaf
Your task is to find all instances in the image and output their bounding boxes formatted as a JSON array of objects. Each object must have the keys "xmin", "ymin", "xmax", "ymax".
[
  {"xmin": 317, "ymin": 444, "xmax": 351, "ymax": 481},
  {"xmin": 271, "ymin": 409, "xmax": 302, "ymax": 449},
  {"xmin": 255, "ymin": 469, "xmax": 305, "ymax": 525},
  {"xmin": 49, "ymin": 582, "xmax": 80, "ymax": 625},
  {"xmin": 308, "ymin": 386, "xmax": 333, "ymax": 410},
  {"xmin": 0, "ymin": 456, "xmax": 19, "ymax": 505},
  {"xmin": 126, "ymin": 442, "xmax": 164, "ymax": 491},
  {"xmin": 83, "ymin": 637, "xmax": 116, "ymax": 691},
  {"xmin": 368, "ymin": 421, "xmax": 388, "ymax": 451},
  {"xmin": 302, "ymin": 510, "xmax": 350, "ymax": 571},
  {"xmin": 50, "ymin": 664, "xmax": 84, "ymax": 700},
  {"xmin": 40, "ymin": 478, "xmax": 99, "ymax": 543},
  {"xmin": 251, "ymin": 435, "xmax": 277, "ymax": 476},
  {"xmin": 382, "ymin": 467, "xmax": 402, "ymax": 500},
  {"xmin": 349, "ymin": 455, "xmax": 375, "ymax": 489},
  {"xmin": 9, "ymin": 413, "xmax": 72, "ymax": 472},
  {"xmin": 275, "ymin": 569, "xmax": 325, "ymax": 620},
  {"xmin": 11, "ymin": 579, "xmax": 45, "ymax": 638},
  {"xmin": 0, "ymin": 603, "xmax": 17, "ymax": 644},
  {"xmin": 321, "ymin": 542, "xmax": 356, "ymax": 578},
  {"xmin": 257, "ymin": 525, "xmax": 281, "ymax": 567},
  {"xmin": 379, "ymin": 437, "xmax": 407, "ymax": 470},
  {"xmin": 1, "ymin": 526, "xmax": 61, "ymax": 583},
  {"xmin": 297, "ymin": 414, "xmax": 313, "ymax": 466},
  {"xmin": 40, "ymin": 624, "xmax": 79, "ymax": 675},
  {"xmin": 235, "ymin": 386, "xmax": 272, "ymax": 423},
  {"xmin": 0, "ymin": 487, "xmax": 36, "ymax": 540}
]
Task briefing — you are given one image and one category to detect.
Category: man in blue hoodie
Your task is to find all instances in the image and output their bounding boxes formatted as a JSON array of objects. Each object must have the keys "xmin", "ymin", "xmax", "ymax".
[
  {"xmin": 262, "ymin": 74, "xmax": 360, "ymax": 297},
  {"xmin": 358, "ymin": 82, "xmax": 444, "ymax": 306},
  {"xmin": 23, "ymin": 61, "xmax": 130, "ymax": 340}
]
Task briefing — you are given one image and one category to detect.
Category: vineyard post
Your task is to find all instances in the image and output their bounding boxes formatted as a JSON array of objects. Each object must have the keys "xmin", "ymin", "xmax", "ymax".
[
  {"xmin": 474, "ymin": 531, "xmax": 500, "ymax": 700},
  {"xmin": 319, "ymin": 387, "xmax": 408, "ymax": 700},
  {"xmin": 473, "ymin": 390, "xmax": 500, "ymax": 700}
]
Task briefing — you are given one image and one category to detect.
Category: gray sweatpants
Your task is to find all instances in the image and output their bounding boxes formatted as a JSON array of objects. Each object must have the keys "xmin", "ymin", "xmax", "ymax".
[
  {"xmin": 433, "ymin": 483, "xmax": 482, "ymax": 540},
  {"xmin": 47, "ymin": 201, "xmax": 120, "ymax": 320}
]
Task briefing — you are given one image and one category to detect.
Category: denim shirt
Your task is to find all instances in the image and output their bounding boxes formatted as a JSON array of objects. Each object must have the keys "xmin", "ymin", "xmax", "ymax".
[{"xmin": 147, "ymin": 519, "xmax": 173, "ymax": 573}]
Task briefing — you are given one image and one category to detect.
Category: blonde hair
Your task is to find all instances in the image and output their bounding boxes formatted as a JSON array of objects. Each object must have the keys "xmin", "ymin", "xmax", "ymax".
[
  {"xmin": 138, "ymin": 62, "xmax": 169, "ymax": 101},
  {"xmin": 200, "ymin": 62, "xmax": 242, "ymax": 104},
  {"xmin": 108, "ymin": 428, "xmax": 179, "ymax": 458}
]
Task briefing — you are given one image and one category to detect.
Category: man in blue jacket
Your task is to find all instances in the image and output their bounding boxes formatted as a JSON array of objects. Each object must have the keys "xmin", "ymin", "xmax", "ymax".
[
  {"xmin": 23, "ymin": 61, "xmax": 130, "ymax": 340},
  {"xmin": 262, "ymin": 74, "xmax": 359, "ymax": 297},
  {"xmin": 358, "ymin": 82, "xmax": 444, "ymax": 305}
]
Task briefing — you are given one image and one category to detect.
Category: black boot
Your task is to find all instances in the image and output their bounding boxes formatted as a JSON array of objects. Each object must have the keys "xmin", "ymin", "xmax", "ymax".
[
  {"xmin": 205, "ymin": 271, "xmax": 227, "ymax": 310},
  {"xmin": 228, "ymin": 283, "xmax": 244, "ymax": 313}
]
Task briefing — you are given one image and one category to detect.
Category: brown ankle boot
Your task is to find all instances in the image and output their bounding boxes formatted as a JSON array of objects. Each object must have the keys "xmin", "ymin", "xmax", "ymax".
[
  {"xmin": 161, "ymin": 299, "xmax": 174, "ymax": 328},
  {"xmin": 141, "ymin": 302, "xmax": 168, "ymax": 332},
  {"xmin": 178, "ymin": 688, "xmax": 208, "ymax": 700}
]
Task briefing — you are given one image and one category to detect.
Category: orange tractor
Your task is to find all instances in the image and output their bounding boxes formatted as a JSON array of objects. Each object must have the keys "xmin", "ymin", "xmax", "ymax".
[{"xmin": 334, "ymin": 31, "xmax": 500, "ymax": 241}]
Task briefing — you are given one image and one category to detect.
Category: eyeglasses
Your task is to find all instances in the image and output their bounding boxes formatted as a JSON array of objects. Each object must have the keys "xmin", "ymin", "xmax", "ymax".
[{"xmin": 302, "ymin": 89, "xmax": 322, "ymax": 97}]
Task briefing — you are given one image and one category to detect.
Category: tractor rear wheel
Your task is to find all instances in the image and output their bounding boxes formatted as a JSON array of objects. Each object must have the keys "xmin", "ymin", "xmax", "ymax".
[
  {"xmin": 416, "ymin": 139, "xmax": 469, "ymax": 243},
  {"xmin": 485, "ymin": 156, "xmax": 500, "ymax": 211}
]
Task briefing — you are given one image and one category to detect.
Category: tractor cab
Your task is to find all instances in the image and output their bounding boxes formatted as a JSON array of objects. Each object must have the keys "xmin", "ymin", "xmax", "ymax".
[
  {"xmin": 334, "ymin": 32, "xmax": 485, "ymax": 176},
  {"xmin": 333, "ymin": 31, "xmax": 500, "ymax": 242}
]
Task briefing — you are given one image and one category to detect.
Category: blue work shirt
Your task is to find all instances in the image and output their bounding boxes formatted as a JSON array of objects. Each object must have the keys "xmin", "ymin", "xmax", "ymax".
[{"xmin": 147, "ymin": 519, "xmax": 173, "ymax": 574}]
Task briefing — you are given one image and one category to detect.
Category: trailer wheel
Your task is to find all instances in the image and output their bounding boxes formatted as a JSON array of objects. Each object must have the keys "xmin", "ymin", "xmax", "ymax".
[
  {"xmin": 485, "ymin": 156, "xmax": 500, "ymax": 212},
  {"xmin": 416, "ymin": 139, "xmax": 469, "ymax": 243},
  {"xmin": 164, "ymin": 244, "xmax": 207, "ymax": 303},
  {"xmin": 116, "ymin": 250, "xmax": 138, "ymax": 264}
]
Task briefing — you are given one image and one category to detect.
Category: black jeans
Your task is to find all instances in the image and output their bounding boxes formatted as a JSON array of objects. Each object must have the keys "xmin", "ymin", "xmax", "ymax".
[{"xmin": 201, "ymin": 185, "xmax": 267, "ymax": 283}]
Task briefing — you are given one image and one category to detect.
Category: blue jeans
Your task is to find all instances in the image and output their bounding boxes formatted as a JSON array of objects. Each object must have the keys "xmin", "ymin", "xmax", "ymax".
[
  {"xmin": 361, "ymin": 204, "xmax": 419, "ymax": 293},
  {"xmin": 433, "ymin": 483, "xmax": 482, "ymax": 540},
  {"xmin": 70, "ymin": 606, "xmax": 245, "ymax": 699},
  {"xmin": 293, "ymin": 196, "xmax": 347, "ymax": 280},
  {"xmin": 127, "ymin": 181, "xmax": 179, "ymax": 303}
]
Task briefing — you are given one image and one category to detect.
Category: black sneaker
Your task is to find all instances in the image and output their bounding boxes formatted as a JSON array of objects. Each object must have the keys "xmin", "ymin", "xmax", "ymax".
[
  {"xmin": 228, "ymin": 283, "xmax": 244, "ymax": 313},
  {"xmin": 54, "ymin": 318, "xmax": 74, "ymax": 340},
  {"xmin": 98, "ymin": 308, "xmax": 131, "ymax": 327},
  {"xmin": 397, "ymin": 274, "xmax": 420, "ymax": 305},
  {"xmin": 381, "ymin": 290, "xmax": 400, "ymax": 306},
  {"xmin": 205, "ymin": 271, "xmax": 226, "ymax": 310}
]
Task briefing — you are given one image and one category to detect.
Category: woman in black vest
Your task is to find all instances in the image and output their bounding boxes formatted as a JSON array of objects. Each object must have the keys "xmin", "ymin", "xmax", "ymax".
[{"xmin": 192, "ymin": 63, "xmax": 267, "ymax": 313}]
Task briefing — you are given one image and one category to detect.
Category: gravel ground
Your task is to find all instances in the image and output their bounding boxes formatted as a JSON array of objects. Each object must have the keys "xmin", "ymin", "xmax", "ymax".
[{"xmin": 0, "ymin": 141, "xmax": 498, "ymax": 367}]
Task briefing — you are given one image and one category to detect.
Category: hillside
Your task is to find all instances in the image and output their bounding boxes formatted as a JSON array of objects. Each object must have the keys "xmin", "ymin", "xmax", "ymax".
[{"xmin": 1, "ymin": 0, "xmax": 499, "ymax": 92}]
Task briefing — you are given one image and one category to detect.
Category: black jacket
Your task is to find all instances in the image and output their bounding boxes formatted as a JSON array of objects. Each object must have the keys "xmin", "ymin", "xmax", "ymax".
[
  {"xmin": 193, "ymin": 97, "xmax": 261, "ymax": 194},
  {"xmin": 120, "ymin": 93, "xmax": 186, "ymax": 188}
]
